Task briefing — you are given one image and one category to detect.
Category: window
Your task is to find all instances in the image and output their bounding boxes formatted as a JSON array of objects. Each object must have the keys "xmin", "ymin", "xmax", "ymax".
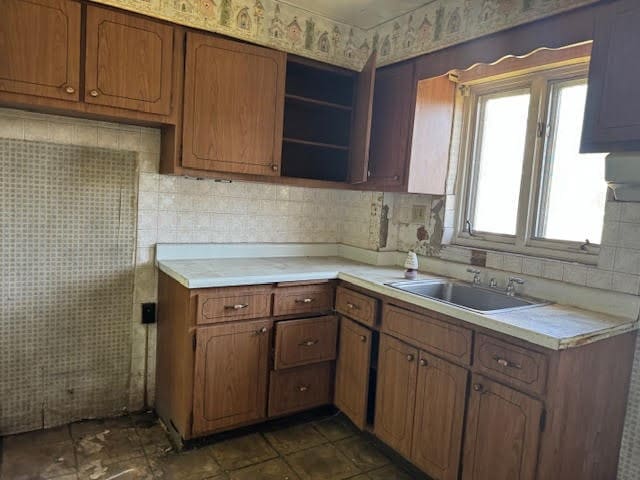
[{"xmin": 457, "ymin": 58, "xmax": 607, "ymax": 261}]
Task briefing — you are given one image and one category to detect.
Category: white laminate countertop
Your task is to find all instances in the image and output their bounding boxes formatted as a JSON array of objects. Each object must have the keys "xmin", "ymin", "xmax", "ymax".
[{"xmin": 157, "ymin": 256, "xmax": 638, "ymax": 351}]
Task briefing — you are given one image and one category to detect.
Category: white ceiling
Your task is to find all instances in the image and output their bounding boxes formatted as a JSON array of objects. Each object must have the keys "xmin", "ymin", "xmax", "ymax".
[{"xmin": 280, "ymin": 0, "xmax": 431, "ymax": 30}]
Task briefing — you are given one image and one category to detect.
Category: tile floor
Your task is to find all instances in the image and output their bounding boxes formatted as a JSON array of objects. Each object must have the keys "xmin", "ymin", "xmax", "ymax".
[{"xmin": 0, "ymin": 411, "xmax": 429, "ymax": 479}]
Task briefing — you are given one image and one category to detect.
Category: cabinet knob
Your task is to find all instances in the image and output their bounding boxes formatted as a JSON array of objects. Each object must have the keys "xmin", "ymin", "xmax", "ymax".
[
  {"xmin": 271, "ymin": 164, "xmax": 279, "ymax": 172},
  {"xmin": 225, "ymin": 303, "xmax": 249, "ymax": 310},
  {"xmin": 89, "ymin": 89, "xmax": 100, "ymax": 97},
  {"xmin": 419, "ymin": 359, "xmax": 428, "ymax": 367},
  {"xmin": 393, "ymin": 175, "xmax": 400, "ymax": 181},
  {"xmin": 297, "ymin": 385, "xmax": 309, "ymax": 392},
  {"xmin": 406, "ymin": 354, "xmax": 415, "ymax": 362},
  {"xmin": 64, "ymin": 85, "xmax": 75, "ymax": 94},
  {"xmin": 473, "ymin": 383, "xmax": 484, "ymax": 393},
  {"xmin": 295, "ymin": 298, "xmax": 314, "ymax": 304},
  {"xmin": 257, "ymin": 327, "xmax": 268, "ymax": 334},
  {"xmin": 346, "ymin": 302, "xmax": 360, "ymax": 310},
  {"xmin": 359, "ymin": 335, "xmax": 367, "ymax": 343},
  {"xmin": 299, "ymin": 339, "xmax": 319, "ymax": 347}
]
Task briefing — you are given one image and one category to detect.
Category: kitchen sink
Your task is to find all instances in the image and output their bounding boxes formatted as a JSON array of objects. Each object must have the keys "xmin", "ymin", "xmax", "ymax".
[{"xmin": 385, "ymin": 280, "xmax": 549, "ymax": 314}]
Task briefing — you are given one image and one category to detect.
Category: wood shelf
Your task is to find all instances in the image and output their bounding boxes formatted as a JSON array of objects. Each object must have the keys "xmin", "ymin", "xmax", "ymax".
[
  {"xmin": 285, "ymin": 94, "xmax": 352, "ymax": 112},
  {"xmin": 283, "ymin": 137, "xmax": 349, "ymax": 151}
]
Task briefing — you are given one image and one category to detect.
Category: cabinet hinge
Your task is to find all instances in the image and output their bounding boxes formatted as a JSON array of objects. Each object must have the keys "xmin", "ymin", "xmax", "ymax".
[
  {"xmin": 540, "ymin": 409, "xmax": 547, "ymax": 432},
  {"xmin": 192, "ymin": 334, "xmax": 197, "ymax": 351}
]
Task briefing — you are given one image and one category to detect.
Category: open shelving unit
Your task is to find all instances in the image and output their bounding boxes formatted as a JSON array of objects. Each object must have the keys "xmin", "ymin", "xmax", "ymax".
[{"xmin": 281, "ymin": 58, "xmax": 356, "ymax": 182}]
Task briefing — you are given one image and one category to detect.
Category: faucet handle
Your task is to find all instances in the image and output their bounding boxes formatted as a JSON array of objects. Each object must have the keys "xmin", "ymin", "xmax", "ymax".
[{"xmin": 509, "ymin": 277, "xmax": 525, "ymax": 285}]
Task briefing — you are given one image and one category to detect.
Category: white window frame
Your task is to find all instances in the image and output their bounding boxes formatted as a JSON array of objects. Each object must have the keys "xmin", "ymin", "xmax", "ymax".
[{"xmin": 454, "ymin": 62, "xmax": 602, "ymax": 263}]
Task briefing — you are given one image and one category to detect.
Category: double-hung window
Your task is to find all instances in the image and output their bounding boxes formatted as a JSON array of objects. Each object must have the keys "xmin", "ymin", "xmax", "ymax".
[{"xmin": 456, "ymin": 52, "xmax": 607, "ymax": 262}]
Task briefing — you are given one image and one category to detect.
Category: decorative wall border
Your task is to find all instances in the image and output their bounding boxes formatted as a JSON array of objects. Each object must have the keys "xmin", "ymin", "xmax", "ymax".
[{"xmin": 90, "ymin": 0, "xmax": 598, "ymax": 71}]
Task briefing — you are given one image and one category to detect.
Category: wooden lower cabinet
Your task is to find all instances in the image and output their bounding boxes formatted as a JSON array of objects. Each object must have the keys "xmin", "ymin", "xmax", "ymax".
[
  {"xmin": 192, "ymin": 319, "xmax": 272, "ymax": 435},
  {"xmin": 374, "ymin": 334, "xmax": 418, "ymax": 459},
  {"xmin": 462, "ymin": 375, "xmax": 543, "ymax": 480},
  {"xmin": 411, "ymin": 352, "xmax": 467, "ymax": 480},
  {"xmin": 334, "ymin": 318, "xmax": 373, "ymax": 429}
]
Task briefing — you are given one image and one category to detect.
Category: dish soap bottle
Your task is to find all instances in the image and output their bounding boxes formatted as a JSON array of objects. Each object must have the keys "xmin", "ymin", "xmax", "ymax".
[{"xmin": 404, "ymin": 251, "xmax": 419, "ymax": 280}]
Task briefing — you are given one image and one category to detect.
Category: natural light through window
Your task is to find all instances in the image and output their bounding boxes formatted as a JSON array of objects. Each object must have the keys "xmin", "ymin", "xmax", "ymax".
[
  {"xmin": 472, "ymin": 91, "xmax": 530, "ymax": 236},
  {"xmin": 458, "ymin": 58, "xmax": 608, "ymax": 259},
  {"xmin": 535, "ymin": 80, "xmax": 607, "ymax": 244}
]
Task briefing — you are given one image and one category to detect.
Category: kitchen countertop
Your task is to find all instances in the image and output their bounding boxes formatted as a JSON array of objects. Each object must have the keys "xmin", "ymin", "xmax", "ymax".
[{"xmin": 157, "ymin": 255, "xmax": 638, "ymax": 350}]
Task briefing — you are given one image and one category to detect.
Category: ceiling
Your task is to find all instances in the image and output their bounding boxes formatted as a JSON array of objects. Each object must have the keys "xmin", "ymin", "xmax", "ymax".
[{"xmin": 280, "ymin": 0, "xmax": 431, "ymax": 30}]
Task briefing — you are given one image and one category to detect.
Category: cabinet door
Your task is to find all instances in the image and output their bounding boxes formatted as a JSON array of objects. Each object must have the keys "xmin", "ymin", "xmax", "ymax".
[
  {"xmin": 411, "ymin": 352, "xmax": 467, "ymax": 480},
  {"xmin": 192, "ymin": 319, "xmax": 271, "ymax": 435},
  {"xmin": 84, "ymin": 6, "xmax": 174, "ymax": 115},
  {"xmin": 334, "ymin": 318, "xmax": 372, "ymax": 429},
  {"xmin": 462, "ymin": 375, "xmax": 543, "ymax": 480},
  {"xmin": 582, "ymin": 0, "xmax": 640, "ymax": 152},
  {"xmin": 374, "ymin": 334, "xmax": 418, "ymax": 458},
  {"xmin": 183, "ymin": 32, "xmax": 285, "ymax": 176},
  {"xmin": 0, "ymin": 0, "xmax": 81, "ymax": 101},
  {"xmin": 367, "ymin": 61, "xmax": 415, "ymax": 189},
  {"xmin": 348, "ymin": 52, "xmax": 377, "ymax": 184}
]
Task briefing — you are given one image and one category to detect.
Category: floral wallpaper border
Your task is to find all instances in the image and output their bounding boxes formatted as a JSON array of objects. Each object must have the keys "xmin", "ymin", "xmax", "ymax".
[{"xmin": 90, "ymin": 0, "xmax": 598, "ymax": 70}]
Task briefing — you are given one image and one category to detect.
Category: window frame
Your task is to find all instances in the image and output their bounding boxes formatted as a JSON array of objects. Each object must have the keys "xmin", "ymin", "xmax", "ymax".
[{"xmin": 454, "ymin": 62, "xmax": 602, "ymax": 263}]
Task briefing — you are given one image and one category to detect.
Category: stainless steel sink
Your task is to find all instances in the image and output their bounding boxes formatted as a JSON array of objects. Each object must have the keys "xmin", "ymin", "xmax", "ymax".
[{"xmin": 385, "ymin": 280, "xmax": 548, "ymax": 314}]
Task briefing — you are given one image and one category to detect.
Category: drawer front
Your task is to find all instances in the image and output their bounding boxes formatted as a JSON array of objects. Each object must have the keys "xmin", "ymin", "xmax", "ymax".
[
  {"xmin": 197, "ymin": 286, "xmax": 272, "ymax": 325},
  {"xmin": 274, "ymin": 316, "xmax": 338, "ymax": 369},
  {"xmin": 475, "ymin": 334, "xmax": 548, "ymax": 395},
  {"xmin": 268, "ymin": 362, "xmax": 333, "ymax": 417},
  {"xmin": 335, "ymin": 287, "xmax": 378, "ymax": 327},
  {"xmin": 382, "ymin": 305, "xmax": 472, "ymax": 365},
  {"xmin": 273, "ymin": 284, "xmax": 334, "ymax": 316}
]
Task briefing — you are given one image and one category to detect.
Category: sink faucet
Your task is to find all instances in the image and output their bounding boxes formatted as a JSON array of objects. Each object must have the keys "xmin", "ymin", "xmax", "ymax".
[
  {"xmin": 467, "ymin": 268, "xmax": 481, "ymax": 286},
  {"xmin": 506, "ymin": 277, "xmax": 525, "ymax": 296}
]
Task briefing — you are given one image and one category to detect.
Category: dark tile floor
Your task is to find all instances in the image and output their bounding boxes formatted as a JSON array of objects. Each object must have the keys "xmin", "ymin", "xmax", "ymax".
[{"xmin": 0, "ymin": 411, "xmax": 429, "ymax": 480}]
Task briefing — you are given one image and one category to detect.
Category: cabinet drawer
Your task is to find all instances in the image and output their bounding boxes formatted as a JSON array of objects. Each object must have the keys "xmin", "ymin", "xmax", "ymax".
[
  {"xmin": 475, "ymin": 334, "xmax": 548, "ymax": 395},
  {"xmin": 335, "ymin": 287, "xmax": 378, "ymax": 327},
  {"xmin": 273, "ymin": 284, "xmax": 334, "ymax": 316},
  {"xmin": 268, "ymin": 362, "xmax": 333, "ymax": 417},
  {"xmin": 196, "ymin": 286, "xmax": 272, "ymax": 325},
  {"xmin": 382, "ymin": 305, "xmax": 472, "ymax": 365},
  {"xmin": 274, "ymin": 316, "xmax": 338, "ymax": 369}
]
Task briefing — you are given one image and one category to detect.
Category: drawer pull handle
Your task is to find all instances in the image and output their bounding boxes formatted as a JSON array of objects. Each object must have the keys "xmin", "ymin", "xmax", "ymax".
[
  {"xmin": 346, "ymin": 302, "xmax": 360, "ymax": 310},
  {"xmin": 493, "ymin": 356, "xmax": 522, "ymax": 369},
  {"xmin": 406, "ymin": 354, "xmax": 415, "ymax": 362},
  {"xmin": 299, "ymin": 339, "xmax": 319, "ymax": 347},
  {"xmin": 419, "ymin": 359, "xmax": 428, "ymax": 367},
  {"xmin": 64, "ymin": 85, "xmax": 75, "ymax": 94},
  {"xmin": 298, "ymin": 385, "xmax": 310, "ymax": 392},
  {"xmin": 295, "ymin": 298, "xmax": 314, "ymax": 304},
  {"xmin": 225, "ymin": 303, "xmax": 249, "ymax": 310},
  {"xmin": 360, "ymin": 335, "xmax": 367, "ymax": 343}
]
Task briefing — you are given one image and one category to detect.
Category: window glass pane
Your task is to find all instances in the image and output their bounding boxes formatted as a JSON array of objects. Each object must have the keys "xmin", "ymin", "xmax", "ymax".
[
  {"xmin": 536, "ymin": 80, "xmax": 606, "ymax": 244},
  {"xmin": 471, "ymin": 90, "xmax": 530, "ymax": 235}
]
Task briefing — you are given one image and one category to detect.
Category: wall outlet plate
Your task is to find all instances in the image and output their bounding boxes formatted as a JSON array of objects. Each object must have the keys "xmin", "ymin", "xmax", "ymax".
[
  {"xmin": 142, "ymin": 303, "xmax": 156, "ymax": 324},
  {"xmin": 411, "ymin": 205, "xmax": 427, "ymax": 223}
]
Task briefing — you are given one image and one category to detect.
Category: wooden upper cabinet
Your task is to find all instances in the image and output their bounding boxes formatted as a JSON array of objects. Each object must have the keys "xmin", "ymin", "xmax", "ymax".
[
  {"xmin": 85, "ymin": 6, "xmax": 174, "ymax": 115},
  {"xmin": 462, "ymin": 375, "xmax": 543, "ymax": 480},
  {"xmin": 0, "ymin": 0, "xmax": 81, "ymax": 101},
  {"xmin": 183, "ymin": 32, "xmax": 285, "ymax": 176},
  {"xmin": 374, "ymin": 334, "xmax": 418, "ymax": 459},
  {"xmin": 348, "ymin": 53, "xmax": 377, "ymax": 184},
  {"xmin": 192, "ymin": 319, "xmax": 271, "ymax": 435},
  {"xmin": 367, "ymin": 61, "xmax": 416, "ymax": 189},
  {"xmin": 411, "ymin": 352, "xmax": 467, "ymax": 480},
  {"xmin": 582, "ymin": 0, "xmax": 640, "ymax": 152},
  {"xmin": 334, "ymin": 318, "xmax": 372, "ymax": 429}
]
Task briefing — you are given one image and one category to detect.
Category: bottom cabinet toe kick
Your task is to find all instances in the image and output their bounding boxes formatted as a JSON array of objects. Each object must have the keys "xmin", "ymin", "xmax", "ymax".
[{"xmin": 156, "ymin": 272, "xmax": 637, "ymax": 480}]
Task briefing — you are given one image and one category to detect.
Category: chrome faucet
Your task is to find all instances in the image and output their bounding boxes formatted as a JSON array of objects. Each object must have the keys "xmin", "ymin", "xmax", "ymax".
[
  {"xmin": 506, "ymin": 277, "xmax": 525, "ymax": 296},
  {"xmin": 467, "ymin": 268, "xmax": 482, "ymax": 286}
]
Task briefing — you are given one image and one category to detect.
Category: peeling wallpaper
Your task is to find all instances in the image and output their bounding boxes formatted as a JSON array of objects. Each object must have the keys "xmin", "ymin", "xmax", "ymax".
[{"xmin": 90, "ymin": 0, "xmax": 598, "ymax": 70}]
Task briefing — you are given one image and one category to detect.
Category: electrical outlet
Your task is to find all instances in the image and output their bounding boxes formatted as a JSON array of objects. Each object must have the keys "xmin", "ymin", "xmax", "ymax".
[
  {"xmin": 142, "ymin": 303, "xmax": 156, "ymax": 324},
  {"xmin": 411, "ymin": 205, "xmax": 427, "ymax": 223}
]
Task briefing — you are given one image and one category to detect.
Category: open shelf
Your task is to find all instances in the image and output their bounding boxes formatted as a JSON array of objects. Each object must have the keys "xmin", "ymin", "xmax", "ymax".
[
  {"xmin": 286, "ymin": 60, "xmax": 355, "ymax": 107},
  {"xmin": 284, "ymin": 98, "xmax": 351, "ymax": 147},
  {"xmin": 283, "ymin": 138, "xmax": 349, "ymax": 151},
  {"xmin": 281, "ymin": 141, "xmax": 349, "ymax": 182},
  {"xmin": 285, "ymin": 94, "xmax": 353, "ymax": 112}
]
